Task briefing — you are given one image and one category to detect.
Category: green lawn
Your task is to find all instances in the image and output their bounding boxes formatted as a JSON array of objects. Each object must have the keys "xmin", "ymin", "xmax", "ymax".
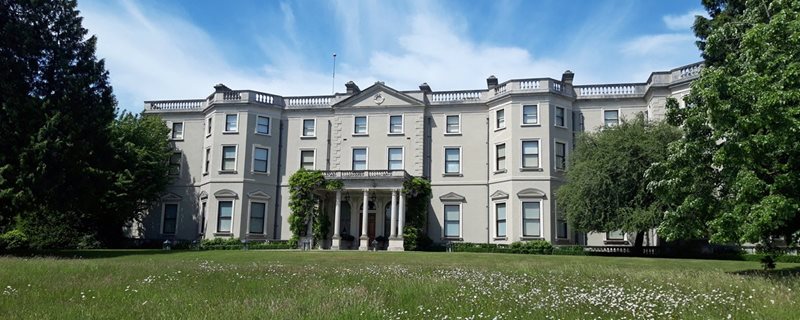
[{"xmin": 1, "ymin": 251, "xmax": 798, "ymax": 319}]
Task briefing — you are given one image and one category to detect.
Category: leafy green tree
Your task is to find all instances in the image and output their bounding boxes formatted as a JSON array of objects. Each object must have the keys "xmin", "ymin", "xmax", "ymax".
[
  {"xmin": 0, "ymin": 0, "xmax": 116, "ymax": 246},
  {"xmin": 652, "ymin": 0, "xmax": 800, "ymax": 248},
  {"xmin": 100, "ymin": 113, "xmax": 173, "ymax": 245},
  {"xmin": 557, "ymin": 115, "xmax": 681, "ymax": 249}
]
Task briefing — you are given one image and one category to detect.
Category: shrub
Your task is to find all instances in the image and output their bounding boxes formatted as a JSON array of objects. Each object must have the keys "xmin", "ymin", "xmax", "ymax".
[
  {"xmin": 510, "ymin": 240, "xmax": 553, "ymax": 255},
  {"xmin": 0, "ymin": 229, "xmax": 29, "ymax": 251},
  {"xmin": 553, "ymin": 245, "xmax": 586, "ymax": 256}
]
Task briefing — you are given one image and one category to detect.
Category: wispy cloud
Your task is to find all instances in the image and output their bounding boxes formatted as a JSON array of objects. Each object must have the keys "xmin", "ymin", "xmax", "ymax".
[
  {"xmin": 621, "ymin": 33, "xmax": 696, "ymax": 56},
  {"xmin": 663, "ymin": 9, "xmax": 706, "ymax": 31}
]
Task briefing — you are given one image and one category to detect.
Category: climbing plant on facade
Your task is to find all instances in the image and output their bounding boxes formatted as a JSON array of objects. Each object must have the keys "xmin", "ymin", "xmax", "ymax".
[
  {"xmin": 288, "ymin": 169, "xmax": 342, "ymax": 247},
  {"xmin": 402, "ymin": 177, "xmax": 432, "ymax": 250}
]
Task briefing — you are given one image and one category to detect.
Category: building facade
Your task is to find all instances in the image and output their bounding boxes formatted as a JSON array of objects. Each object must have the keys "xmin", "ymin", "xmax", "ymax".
[{"xmin": 141, "ymin": 62, "xmax": 701, "ymax": 250}]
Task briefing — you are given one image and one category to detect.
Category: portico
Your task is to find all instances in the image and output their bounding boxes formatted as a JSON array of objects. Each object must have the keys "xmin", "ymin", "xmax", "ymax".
[{"xmin": 324, "ymin": 170, "xmax": 409, "ymax": 251}]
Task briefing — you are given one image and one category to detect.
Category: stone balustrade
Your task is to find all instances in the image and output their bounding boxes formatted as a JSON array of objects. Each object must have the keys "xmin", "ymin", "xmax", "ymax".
[
  {"xmin": 672, "ymin": 62, "xmax": 703, "ymax": 81},
  {"xmin": 429, "ymin": 90, "xmax": 482, "ymax": 103},
  {"xmin": 144, "ymin": 99, "xmax": 205, "ymax": 110},
  {"xmin": 284, "ymin": 96, "xmax": 333, "ymax": 107},
  {"xmin": 576, "ymin": 84, "xmax": 644, "ymax": 97}
]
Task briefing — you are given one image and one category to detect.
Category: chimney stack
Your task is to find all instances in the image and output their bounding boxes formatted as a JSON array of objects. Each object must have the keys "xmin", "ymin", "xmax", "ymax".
[
  {"xmin": 419, "ymin": 82, "xmax": 432, "ymax": 93},
  {"xmin": 561, "ymin": 70, "xmax": 574, "ymax": 85},
  {"xmin": 486, "ymin": 75, "xmax": 498, "ymax": 89},
  {"xmin": 345, "ymin": 81, "xmax": 360, "ymax": 94},
  {"xmin": 214, "ymin": 83, "xmax": 231, "ymax": 92}
]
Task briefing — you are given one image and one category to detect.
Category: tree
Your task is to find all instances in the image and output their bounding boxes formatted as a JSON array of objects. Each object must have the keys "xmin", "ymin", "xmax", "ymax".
[
  {"xmin": 652, "ymin": 0, "xmax": 800, "ymax": 248},
  {"xmin": 0, "ymin": 0, "xmax": 116, "ymax": 247},
  {"xmin": 557, "ymin": 115, "xmax": 681, "ymax": 249},
  {"xmin": 100, "ymin": 113, "xmax": 173, "ymax": 245}
]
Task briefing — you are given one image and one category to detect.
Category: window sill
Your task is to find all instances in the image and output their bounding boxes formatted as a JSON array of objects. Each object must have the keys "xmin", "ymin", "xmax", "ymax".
[
  {"xmin": 493, "ymin": 169, "xmax": 507, "ymax": 174},
  {"xmin": 442, "ymin": 173, "xmax": 463, "ymax": 177},
  {"xmin": 443, "ymin": 132, "xmax": 462, "ymax": 136},
  {"xmin": 493, "ymin": 237, "xmax": 508, "ymax": 241},
  {"xmin": 247, "ymin": 233, "xmax": 267, "ymax": 237},
  {"xmin": 494, "ymin": 127, "xmax": 506, "ymax": 132},
  {"xmin": 214, "ymin": 232, "xmax": 233, "ymax": 237},
  {"xmin": 555, "ymin": 168, "xmax": 567, "ymax": 173},
  {"xmin": 520, "ymin": 123, "xmax": 540, "ymax": 127},
  {"xmin": 206, "ymin": 134, "xmax": 211, "ymax": 138},
  {"xmin": 555, "ymin": 125, "xmax": 568, "ymax": 129},
  {"xmin": 170, "ymin": 138, "xmax": 184, "ymax": 141},
  {"xmin": 252, "ymin": 171, "xmax": 270, "ymax": 175},
  {"xmin": 300, "ymin": 135, "xmax": 316, "ymax": 139},
  {"xmin": 520, "ymin": 236, "xmax": 543, "ymax": 241},
  {"xmin": 254, "ymin": 132, "xmax": 271, "ymax": 136},
  {"xmin": 387, "ymin": 132, "xmax": 404, "ymax": 136},
  {"xmin": 218, "ymin": 170, "xmax": 238, "ymax": 174},
  {"xmin": 202, "ymin": 172, "xmax": 209, "ymax": 176},
  {"xmin": 352, "ymin": 133, "xmax": 369, "ymax": 137},
  {"xmin": 442, "ymin": 237, "xmax": 463, "ymax": 241},
  {"xmin": 519, "ymin": 167, "xmax": 543, "ymax": 172},
  {"xmin": 222, "ymin": 131, "xmax": 239, "ymax": 135}
]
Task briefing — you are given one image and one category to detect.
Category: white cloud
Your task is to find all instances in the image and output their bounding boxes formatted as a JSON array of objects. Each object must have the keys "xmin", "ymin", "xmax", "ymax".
[
  {"xmin": 663, "ymin": 9, "xmax": 706, "ymax": 31},
  {"xmin": 621, "ymin": 33, "xmax": 696, "ymax": 56}
]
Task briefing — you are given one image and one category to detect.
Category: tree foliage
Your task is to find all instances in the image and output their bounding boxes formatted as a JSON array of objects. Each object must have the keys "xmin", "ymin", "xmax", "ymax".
[
  {"xmin": 0, "ymin": 0, "xmax": 171, "ymax": 248},
  {"xmin": 652, "ymin": 0, "xmax": 800, "ymax": 246},
  {"xmin": 557, "ymin": 115, "xmax": 681, "ymax": 247},
  {"xmin": 402, "ymin": 177, "xmax": 432, "ymax": 250}
]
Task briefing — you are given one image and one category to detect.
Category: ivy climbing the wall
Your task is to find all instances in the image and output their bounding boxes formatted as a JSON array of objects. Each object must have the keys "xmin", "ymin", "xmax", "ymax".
[
  {"xmin": 287, "ymin": 169, "xmax": 342, "ymax": 248},
  {"xmin": 402, "ymin": 177, "xmax": 432, "ymax": 250}
]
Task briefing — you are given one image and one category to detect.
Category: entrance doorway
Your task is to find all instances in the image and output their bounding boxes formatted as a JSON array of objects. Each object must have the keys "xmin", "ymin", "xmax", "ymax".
[{"xmin": 358, "ymin": 201, "xmax": 377, "ymax": 242}]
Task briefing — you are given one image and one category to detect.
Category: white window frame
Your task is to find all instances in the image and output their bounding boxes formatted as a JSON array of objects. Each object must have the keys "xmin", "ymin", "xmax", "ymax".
[
  {"xmin": 352, "ymin": 147, "xmax": 368, "ymax": 171},
  {"xmin": 301, "ymin": 118, "xmax": 316, "ymax": 137},
  {"xmin": 220, "ymin": 145, "xmax": 238, "ymax": 172},
  {"xmin": 444, "ymin": 114, "xmax": 461, "ymax": 135},
  {"xmin": 605, "ymin": 230, "xmax": 627, "ymax": 241},
  {"xmin": 247, "ymin": 200, "xmax": 268, "ymax": 235},
  {"xmin": 521, "ymin": 105, "xmax": 540, "ymax": 126},
  {"xmin": 388, "ymin": 114, "xmax": 404, "ymax": 135},
  {"xmin": 442, "ymin": 202, "xmax": 462, "ymax": 239},
  {"xmin": 168, "ymin": 151, "xmax": 182, "ymax": 177},
  {"xmin": 521, "ymin": 200, "xmax": 543, "ymax": 238},
  {"xmin": 555, "ymin": 200, "xmax": 568, "ymax": 240},
  {"xmin": 203, "ymin": 147, "xmax": 211, "ymax": 175},
  {"xmin": 603, "ymin": 109, "xmax": 620, "ymax": 127},
  {"xmin": 353, "ymin": 115, "xmax": 368, "ymax": 135},
  {"xmin": 554, "ymin": 140, "xmax": 568, "ymax": 172},
  {"xmin": 199, "ymin": 200, "xmax": 207, "ymax": 235},
  {"xmin": 160, "ymin": 202, "xmax": 179, "ymax": 235},
  {"xmin": 206, "ymin": 116, "xmax": 213, "ymax": 137},
  {"xmin": 495, "ymin": 109, "xmax": 506, "ymax": 130},
  {"xmin": 299, "ymin": 149, "xmax": 316, "ymax": 170},
  {"xmin": 255, "ymin": 115, "xmax": 271, "ymax": 135},
  {"xmin": 387, "ymin": 147, "xmax": 404, "ymax": 170},
  {"xmin": 170, "ymin": 122, "xmax": 184, "ymax": 140},
  {"xmin": 495, "ymin": 142, "xmax": 507, "ymax": 173},
  {"xmin": 216, "ymin": 200, "xmax": 235, "ymax": 234},
  {"xmin": 443, "ymin": 146, "xmax": 462, "ymax": 175},
  {"xmin": 521, "ymin": 139, "xmax": 541, "ymax": 170},
  {"xmin": 495, "ymin": 202, "xmax": 507, "ymax": 238},
  {"xmin": 252, "ymin": 145, "xmax": 270, "ymax": 174},
  {"xmin": 554, "ymin": 106, "xmax": 567, "ymax": 128},
  {"xmin": 224, "ymin": 113, "xmax": 239, "ymax": 133}
]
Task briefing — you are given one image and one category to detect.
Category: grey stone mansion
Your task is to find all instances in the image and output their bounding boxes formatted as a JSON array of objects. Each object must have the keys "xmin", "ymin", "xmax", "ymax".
[{"xmin": 140, "ymin": 62, "xmax": 701, "ymax": 250}]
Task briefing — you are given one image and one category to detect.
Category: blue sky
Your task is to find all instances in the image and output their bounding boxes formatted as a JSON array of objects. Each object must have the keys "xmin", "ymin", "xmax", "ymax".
[{"xmin": 77, "ymin": 0, "xmax": 706, "ymax": 113}]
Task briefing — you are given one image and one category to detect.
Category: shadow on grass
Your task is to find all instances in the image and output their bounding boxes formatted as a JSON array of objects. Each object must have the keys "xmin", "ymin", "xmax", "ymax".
[
  {"xmin": 729, "ymin": 266, "xmax": 800, "ymax": 279},
  {"xmin": 2, "ymin": 249, "xmax": 188, "ymax": 259}
]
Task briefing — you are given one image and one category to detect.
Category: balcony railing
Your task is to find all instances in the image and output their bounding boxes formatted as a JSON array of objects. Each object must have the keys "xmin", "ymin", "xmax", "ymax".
[{"xmin": 321, "ymin": 170, "xmax": 410, "ymax": 180}]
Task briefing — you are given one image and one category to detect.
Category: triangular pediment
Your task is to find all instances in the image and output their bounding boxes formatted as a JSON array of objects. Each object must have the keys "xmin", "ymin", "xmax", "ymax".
[
  {"xmin": 248, "ymin": 190, "xmax": 272, "ymax": 200},
  {"xmin": 334, "ymin": 82, "xmax": 425, "ymax": 108},
  {"xmin": 490, "ymin": 190, "xmax": 509, "ymax": 200},
  {"xmin": 214, "ymin": 189, "xmax": 239, "ymax": 199},
  {"xmin": 517, "ymin": 188, "xmax": 547, "ymax": 199},
  {"xmin": 161, "ymin": 192, "xmax": 182, "ymax": 201},
  {"xmin": 439, "ymin": 192, "xmax": 466, "ymax": 202}
]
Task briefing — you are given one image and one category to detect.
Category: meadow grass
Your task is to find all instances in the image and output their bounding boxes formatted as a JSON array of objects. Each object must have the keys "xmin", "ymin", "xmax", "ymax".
[{"xmin": 1, "ymin": 250, "xmax": 798, "ymax": 319}]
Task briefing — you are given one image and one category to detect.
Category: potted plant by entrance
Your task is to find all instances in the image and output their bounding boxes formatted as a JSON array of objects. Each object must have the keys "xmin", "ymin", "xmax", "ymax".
[
  {"xmin": 375, "ymin": 235, "xmax": 388, "ymax": 250},
  {"xmin": 340, "ymin": 233, "xmax": 355, "ymax": 249}
]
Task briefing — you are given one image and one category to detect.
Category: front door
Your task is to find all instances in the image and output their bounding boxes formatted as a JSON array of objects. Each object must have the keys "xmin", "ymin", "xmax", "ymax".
[{"xmin": 368, "ymin": 212, "xmax": 376, "ymax": 243}]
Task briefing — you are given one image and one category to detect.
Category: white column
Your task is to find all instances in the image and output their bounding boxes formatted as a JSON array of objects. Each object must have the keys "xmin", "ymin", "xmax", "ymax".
[
  {"xmin": 390, "ymin": 189, "xmax": 398, "ymax": 238},
  {"xmin": 398, "ymin": 192, "xmax": 406, "ymax": 238},
  {"xmin": 333, "ymin": 190, "xmax": 342, "ymax": 238},
  {"xmin": 361, "ymin": 189, "xmax": 369, "ymax": 238}
]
